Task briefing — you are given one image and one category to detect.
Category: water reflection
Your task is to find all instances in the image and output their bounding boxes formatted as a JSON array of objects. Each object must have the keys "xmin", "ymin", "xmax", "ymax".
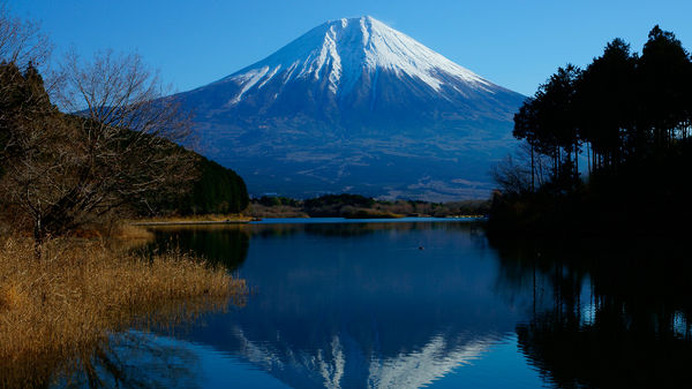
[
  {"xmin": 0, "ymin": 297, "xmax": 232, "ymax": 389},
  {"xmin": 56, "ymin": 331, "xmax": 202, "ymax": 389},
  {"xmin": 143, "ymin": 221, "xmax": 692, "ymax": 388},
  {"xmin": 489, "ymin": 236, "xmax": 692, "ymax": 388},
  {"xmin": 150, "ymin": 225, "xmax": 250, "ymax": 271},
  {"xmin": 150, "ymin": 221, "xmax": 537, "ymax": 389}
]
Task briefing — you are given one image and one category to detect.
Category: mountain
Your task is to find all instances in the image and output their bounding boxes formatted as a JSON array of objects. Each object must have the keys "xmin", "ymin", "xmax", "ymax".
[{"xmin": 176, "ymin": 16, "xmax": 525, "ymax": 201}]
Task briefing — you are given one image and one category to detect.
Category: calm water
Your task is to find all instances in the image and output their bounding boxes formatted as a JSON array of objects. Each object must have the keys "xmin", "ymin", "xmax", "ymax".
[{"xmin": 63, "ymin": 219, "xmax": 692, "ymax": 388}]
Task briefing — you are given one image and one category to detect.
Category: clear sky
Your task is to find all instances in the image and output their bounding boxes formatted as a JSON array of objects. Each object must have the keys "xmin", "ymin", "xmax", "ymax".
[{"xmin": 8, "ymin": 0, "xmax": 692, "ymax": 96}]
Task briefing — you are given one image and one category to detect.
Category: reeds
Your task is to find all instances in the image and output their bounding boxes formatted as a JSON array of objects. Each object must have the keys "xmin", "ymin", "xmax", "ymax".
[
  {"xmin": 0, "ymin": 237, "xmax": 246, "ymax": 387},
  {"xmin": 111, "ymin": 223, "xmax": 155, "ymax": 240}
]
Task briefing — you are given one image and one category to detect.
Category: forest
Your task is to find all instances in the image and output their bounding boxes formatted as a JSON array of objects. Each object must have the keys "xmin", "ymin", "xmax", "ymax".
[
  {"xmin": 489, "ymin": 26, "xmax": 692, "ymax": 235},
  {"xmin": 0, "ymin": 62, "xmax": 248, "ymax": 243}
]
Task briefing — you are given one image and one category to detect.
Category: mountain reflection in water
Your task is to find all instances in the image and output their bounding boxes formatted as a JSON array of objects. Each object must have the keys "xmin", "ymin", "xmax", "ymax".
[
  {"xmin": 123, "ymin": 220, "xmax": 692, "ymax": 389},
  {"xmin": 148, "ymin": 221, "xmax": 538, "ymax": 389}
]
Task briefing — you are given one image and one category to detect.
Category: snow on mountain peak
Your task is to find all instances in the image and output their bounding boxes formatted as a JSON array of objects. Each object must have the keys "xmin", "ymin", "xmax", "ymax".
[
  {"xmin": 220, "ymin": 16, "xmax": 494, "ymax": 104},
  {"xmin": 176, "ymin": 16, "xmax": 526, "ymax": 201},
  {"xmin": 353, "ymin": 16, "xmax": 489, "ymax": 89}
]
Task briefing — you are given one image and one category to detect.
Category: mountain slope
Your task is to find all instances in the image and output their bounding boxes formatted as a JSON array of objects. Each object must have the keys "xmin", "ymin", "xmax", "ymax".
[{"xmin": 177, "ymin": 16, "xmax": 525, "ymax": 200}]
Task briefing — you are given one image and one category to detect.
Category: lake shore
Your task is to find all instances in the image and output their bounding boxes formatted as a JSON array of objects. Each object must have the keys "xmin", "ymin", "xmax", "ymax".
[
  {"xmin": 0, "ymin": 237, "xmax": 247, "ymax": 387},
  {"xmin": 132, "ymin": 219, "xmax": 252, "ymax": 226},
  {"xmin": 130, "ymin": 214, "xmax": 254, "ymax": 226}
]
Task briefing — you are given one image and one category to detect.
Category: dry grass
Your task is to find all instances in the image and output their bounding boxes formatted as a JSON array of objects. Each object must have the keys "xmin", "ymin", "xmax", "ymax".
[
  {"xmin": 111, "ymin": 223, "xmax": 155, "ymax": 240},
  {"xmin": 0, "ymin": 237, "xmax": 246, "ymax": 388}
]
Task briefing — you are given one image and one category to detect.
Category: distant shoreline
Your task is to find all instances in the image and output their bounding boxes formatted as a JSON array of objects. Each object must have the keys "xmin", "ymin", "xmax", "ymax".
[{"xmin": 132, "ymin": 215, "xmax": 485, "ymax": 227}]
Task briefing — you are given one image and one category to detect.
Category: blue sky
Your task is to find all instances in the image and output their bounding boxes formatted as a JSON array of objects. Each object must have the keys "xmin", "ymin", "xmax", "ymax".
[{"xmin": 8, "ymin": 0, "xmax": 692, "ymax": 96}]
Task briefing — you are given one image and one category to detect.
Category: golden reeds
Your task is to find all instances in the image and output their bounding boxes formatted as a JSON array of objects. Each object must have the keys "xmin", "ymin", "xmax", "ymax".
[
  {"xmin": 112, "ymin": 223, "xmax": 156, "ymax": 240},
  {"xmin": 0, "ymin": 237, "xmax": 246, "ymax": 387}
]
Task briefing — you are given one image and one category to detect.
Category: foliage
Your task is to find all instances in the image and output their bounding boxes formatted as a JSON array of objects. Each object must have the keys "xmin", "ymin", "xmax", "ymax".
[
  {"xmin": 188, "ymin": 157, "xmax": 249, "ymax": 214},
  {"xmin": 491, "ymin": 25, "xmax": 692, "ymax": 235},
  {"xmin": 508, "ymin": 25, "xmax": 692, "ymax": 194},
  {"xmin": 126, "ymin": 152, "xmax": 249, "ymax": 217}
]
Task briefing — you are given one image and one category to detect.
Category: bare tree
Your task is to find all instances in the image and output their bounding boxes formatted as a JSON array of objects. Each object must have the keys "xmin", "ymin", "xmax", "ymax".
[
  {"xmin": 492, "ymin": 153, "xmax": 532, "ymax": 196},
  {"xmin": 0, "ymin": 50, "xmax": 196, "ymax": 252},
  {"xmin": 55, "ymin": 49, "xmax": 190, "ymax": 143},
  {"xmin": 0, "ymin": 1, "xmax": 51, "ymax": 131},
  {"xmin": 54, "ymin": 49, "xmax": 197, "ymax": 213},
  {"xmin": 0, "ymin": 1, "xmax": 51, "ymax": 66}
]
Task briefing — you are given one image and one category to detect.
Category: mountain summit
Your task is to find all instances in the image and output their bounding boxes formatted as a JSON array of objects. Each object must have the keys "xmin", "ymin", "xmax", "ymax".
[
  {"xmin": 178, "ymin": 16, "xmax": 525, "ymax": 200},
  {"xmin": 216, "ymin": 16, "xmax": 496, "ymax": 105}
]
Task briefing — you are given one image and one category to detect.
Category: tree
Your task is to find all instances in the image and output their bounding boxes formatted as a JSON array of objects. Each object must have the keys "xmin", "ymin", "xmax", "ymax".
[
  {"xmin": 493, "ymin": 26, "xmax": 692, "ymax": 233},
  {"xmin": 189, "ymin": 157, "xmax": 249, "ymax": 214},
  {"xmin": 0, "ymin": 1, "xmax": 50, "ymax": 67},
  {"xmin": 0, "ymin": 51, "xmax": 196, "ymax": 250},
  {"xmin": 513, "ymin": 98, "xmax": 539, "ymax": 191},
  {"xmin": 491, "ymin": 154, "xmax": 532, "ymax": 196},
  {"xmin": 514, "ymin": 65, "xmax": 581, "ymax": 190},
  {"xmin": 0, "ymin": 1, "xmax": 51, "ymax": 130},
  {"xmin": 637, "ymin": 26, "xmax": 692, "ymax": 148},
  {"xmin": 541, "ymin": 65, "xmax": 581, "ymax": 179},
  {"xmin": 576, "ymin": 38, "xmax": 638, "ymax": 167},
  {"xmin": 0, "ymin": 64, "xmax": 67, "ymax": 243}
]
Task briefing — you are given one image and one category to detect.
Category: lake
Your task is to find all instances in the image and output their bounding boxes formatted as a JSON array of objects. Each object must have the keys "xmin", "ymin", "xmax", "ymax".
[{"xmin": 64, "ymin": 219, "xmax": 692, "ymax": 388}]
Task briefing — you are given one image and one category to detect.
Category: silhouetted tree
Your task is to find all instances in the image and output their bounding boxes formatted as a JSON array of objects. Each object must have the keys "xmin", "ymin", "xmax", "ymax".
[
  {"xmin": 576, "ymin": 38, "xmax": 638, "ymax": 168},
  {"xmin": 493, "ymin": 26, "xmax": 692, "ymax": 234},
  {"xmin": 513, "ymin": 98, "xmax": 540, "ymax": 191},
  {"xmin": 491, "ymin": 154, "xmax": 532, "ymax": 196},
  {"xmin": 512, "ymin": 65, "xmax": 581, "ymax": 192},
  {"xmin": 637, "ymin": 25, "xmax": 692, "ymax": 149}
]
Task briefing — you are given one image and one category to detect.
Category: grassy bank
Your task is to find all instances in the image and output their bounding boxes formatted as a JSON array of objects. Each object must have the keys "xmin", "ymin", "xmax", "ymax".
[
  {"xmin": 0, "ymin": 237, "xmax": 246, "ymax": 387},
  {"xmin": 129, "ymin": 213, "xmax": 253, "ymax": 225}
]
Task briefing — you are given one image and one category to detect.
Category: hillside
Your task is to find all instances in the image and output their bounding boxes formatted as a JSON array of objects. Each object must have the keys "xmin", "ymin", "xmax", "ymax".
[{"xmin": 0, "ymin": 63, "xmax": 249, "ymax": 236}]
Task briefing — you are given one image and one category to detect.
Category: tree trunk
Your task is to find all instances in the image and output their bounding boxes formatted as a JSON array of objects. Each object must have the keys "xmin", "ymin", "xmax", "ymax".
[
  {"xmin": 574, "ymin": 141, "xmax": 579, "ymax": 179},
  {"xmin": 531, "ymin": 143, "xmax": 535, "ymax": 192}
]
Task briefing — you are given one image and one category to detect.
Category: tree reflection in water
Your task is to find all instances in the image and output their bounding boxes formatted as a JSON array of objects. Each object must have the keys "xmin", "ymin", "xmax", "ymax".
[
  {"xmin": 57, "ymin": 331, "xmax": 201, "ymax": 389},
  {"xmin": 0, "ymin": 295, "xmax": 241, "ymax": 389},
  {"xmin": 130, "ymin": 222, "xmax": 692, "ymax": 388},
  {"xmin": 148, "ymin": 225, "xmax": 250, "ymax": 271},
  {"xmin": 490, "ymin": 236, "xmax": 692, "ymax": 388}
]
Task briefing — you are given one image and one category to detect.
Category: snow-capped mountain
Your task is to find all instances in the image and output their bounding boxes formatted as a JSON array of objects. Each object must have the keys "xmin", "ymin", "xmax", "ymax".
[{"xmin": 177, "ymin": 16, "xmax": 525, "ymax": 200}]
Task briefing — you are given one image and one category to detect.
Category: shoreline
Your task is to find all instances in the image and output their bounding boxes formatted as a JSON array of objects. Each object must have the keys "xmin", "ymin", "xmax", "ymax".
[
  {"xmin": 0, "ymin": 238, "xmax": 247, "ymax": 387},
  {"xmin": 131, "ymin": 215, "xmax": 485, "ymax": 227},
  {"xmin": 131, "ymin": 219, "xmax": 251, "ymax": 226}
]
